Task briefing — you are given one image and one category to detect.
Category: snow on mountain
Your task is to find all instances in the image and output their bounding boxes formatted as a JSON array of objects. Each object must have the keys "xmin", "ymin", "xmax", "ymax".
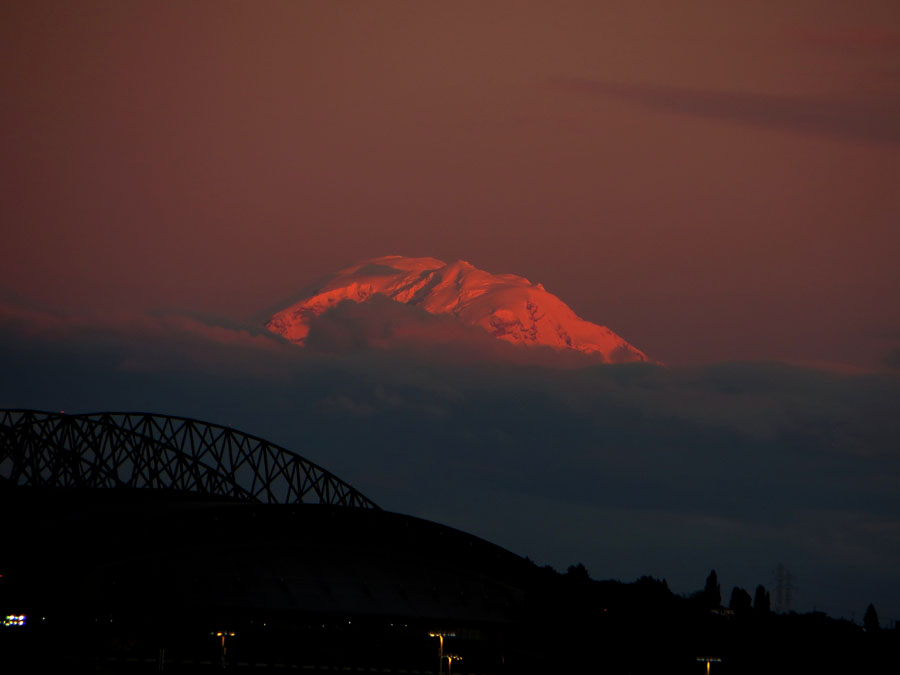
[{"xmin": 266, "ymin": 256, "xmax": 648, "ymax": 363}]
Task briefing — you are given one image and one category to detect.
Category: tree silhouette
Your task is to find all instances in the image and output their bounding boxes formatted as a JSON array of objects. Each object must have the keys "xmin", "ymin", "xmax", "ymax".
[
  {"xmin": 753, "ymin": 584, "xmax": 770, "ymax": 614},
  {"xmin": 566, "ymin": 563, "xmax": 590, "ymax": 582},
  {"xmin": 703, "ymin": 570, "xmax": 721, "ymax": 609},
  {"xmin": 729, "ymin": 586, "xmax": 752, "ymax": 615},
  {"xmin": 863, "ymin": 604, "xmax": 880, "ymax": 632}
]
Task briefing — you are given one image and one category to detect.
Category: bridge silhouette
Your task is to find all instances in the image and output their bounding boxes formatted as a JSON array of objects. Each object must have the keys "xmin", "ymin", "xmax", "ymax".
[{"xmin": 0, "ymin": 409, "xmax": 377, "ymax": 508}]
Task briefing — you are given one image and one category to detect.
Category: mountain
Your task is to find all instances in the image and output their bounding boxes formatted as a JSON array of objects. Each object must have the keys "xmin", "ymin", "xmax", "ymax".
[{"xmin": 266, "ymin": 256, "xmax": 648, "ymax": 363}]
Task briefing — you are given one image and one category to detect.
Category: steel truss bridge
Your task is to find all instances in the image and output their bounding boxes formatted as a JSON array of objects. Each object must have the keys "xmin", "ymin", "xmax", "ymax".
[{"xmin": 0, "ymin": 409, "xmax": 378, "ymax": 509}]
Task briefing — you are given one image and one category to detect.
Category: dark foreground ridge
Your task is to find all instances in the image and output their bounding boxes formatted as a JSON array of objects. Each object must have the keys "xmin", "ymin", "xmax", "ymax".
[{"xmin": 1, "ymin": 410, "xmax": 897, "ymax": 674}]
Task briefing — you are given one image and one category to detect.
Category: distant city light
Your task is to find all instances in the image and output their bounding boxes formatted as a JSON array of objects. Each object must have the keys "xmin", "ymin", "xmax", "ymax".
[{"xmin": 3, "ymin": 614, "xmax": 26, "ymax": 627}]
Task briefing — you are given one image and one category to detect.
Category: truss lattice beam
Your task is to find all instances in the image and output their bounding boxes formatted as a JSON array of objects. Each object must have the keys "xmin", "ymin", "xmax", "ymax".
[{"xmin": 0, "ymin": 410, "xmax": 378, "ymax": 509}]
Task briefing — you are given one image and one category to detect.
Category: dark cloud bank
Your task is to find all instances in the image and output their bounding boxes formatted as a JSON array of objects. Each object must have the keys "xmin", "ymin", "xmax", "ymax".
[{"xmin": 2, "ymin": 299, "xmax": 899, "ymax": 622}]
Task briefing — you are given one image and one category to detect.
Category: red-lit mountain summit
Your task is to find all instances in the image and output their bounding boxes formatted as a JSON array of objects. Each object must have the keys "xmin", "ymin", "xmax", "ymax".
[{"xmin": 267, "ymin": 256, "xmax": 648, "ymax": 363}]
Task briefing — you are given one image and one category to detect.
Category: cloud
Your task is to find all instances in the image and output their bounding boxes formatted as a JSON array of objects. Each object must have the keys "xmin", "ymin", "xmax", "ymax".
[
  {"xmin": 0, "ymin": 296, "xmax": 294, "ymax": 377},
  {"xmin": 0, "ymin": 297, "xmax": 267, "ymax": 346},
  {"xmin": 556, "ymin": 78, "xmax": 900, "ymax": 145},
  {"xmin": 302, "ymin": 295, "xmax": 612, "ymax": 368},
  {"xmin": 884, "ymin": 347, "xmax": 900, "ymax": 370},
  {"xmin": 787, "ymin": 25, "xmax": 900, "ymax": 52}
]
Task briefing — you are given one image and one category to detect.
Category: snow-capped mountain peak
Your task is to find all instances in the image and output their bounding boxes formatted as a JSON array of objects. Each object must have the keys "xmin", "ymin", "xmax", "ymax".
[{"xmin": 266, "ymin": 256, "xmax": 648, "ymax": 363}]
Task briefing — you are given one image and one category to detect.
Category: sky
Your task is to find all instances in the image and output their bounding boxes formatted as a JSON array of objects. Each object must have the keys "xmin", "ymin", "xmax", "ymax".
[
  {"xmin": 2, "ymin": 1, "xmax": 900, "ymax": 623},
  {"xmin": 3, "ymin": 0, "xmax": 900, "ymax": 368}
]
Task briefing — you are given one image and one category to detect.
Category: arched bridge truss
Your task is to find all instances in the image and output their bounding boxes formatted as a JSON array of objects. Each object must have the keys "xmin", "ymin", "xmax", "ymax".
[{"xmin": 0, "ymin": 409, "xmax": 378, "ymax": 509}]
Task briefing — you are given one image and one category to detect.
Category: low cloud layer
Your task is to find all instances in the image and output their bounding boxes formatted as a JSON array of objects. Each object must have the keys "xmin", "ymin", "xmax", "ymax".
[
  {"xmin": 302, "ymin": 297, "xmax": 618, "ymax": 367},
  {"xmin": 1, "ymin": 302, "xmax": 899, "ymax": 620},
  {"xmin": 0, "ymin": 297, "xmax": 297, "ymax": 377}
]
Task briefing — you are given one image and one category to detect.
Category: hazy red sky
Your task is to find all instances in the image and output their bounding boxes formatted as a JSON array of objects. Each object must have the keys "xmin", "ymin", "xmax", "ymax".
[{"xmin": 3, "ymin": 1, "xmax": 900, "ymax": 367}]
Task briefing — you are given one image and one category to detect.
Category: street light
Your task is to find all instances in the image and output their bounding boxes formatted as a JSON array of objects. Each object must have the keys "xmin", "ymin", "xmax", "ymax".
[
  {"xmin": 213, "ymin": 631, "xmax": 235, "ymax": 666},
  {"xmin": 696, "ymin": 656, "xmax": 722, "ymax": 674},
  {"xmin": 428, "ymin": 632, "xmax": 455, "ymax": 675},
  {"xmin": 445, "ymin": 654, "xmax": 462, "ymax": 675}
]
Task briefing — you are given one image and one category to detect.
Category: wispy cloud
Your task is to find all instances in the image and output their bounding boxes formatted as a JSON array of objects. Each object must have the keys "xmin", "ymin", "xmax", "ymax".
[
  {"xmin": 787, "ymin": 25, "xmax": 900, "ymax": 53},
  {"xmin": 884, "ymin": 347, "xmax": 900, "ymax": 370},
  {"xmin": 556, "ymin": 78, "xmax": 900, "ymax": 145},
  {"xmin": 0, "ymin": 297, "xmax": 293, "ymax": 376}
]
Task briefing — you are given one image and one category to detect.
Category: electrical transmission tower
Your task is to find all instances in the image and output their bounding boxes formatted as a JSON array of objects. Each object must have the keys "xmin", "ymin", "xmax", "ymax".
[{"xmin": 771, "ymin": 563, "xmax": 796, "ymax": 613}]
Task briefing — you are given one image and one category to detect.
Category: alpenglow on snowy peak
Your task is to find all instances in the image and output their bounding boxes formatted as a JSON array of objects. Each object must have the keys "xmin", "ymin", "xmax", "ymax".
[{"xmin": 266, "ymin": 256, "xmax": 648, "ymax": 363}]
